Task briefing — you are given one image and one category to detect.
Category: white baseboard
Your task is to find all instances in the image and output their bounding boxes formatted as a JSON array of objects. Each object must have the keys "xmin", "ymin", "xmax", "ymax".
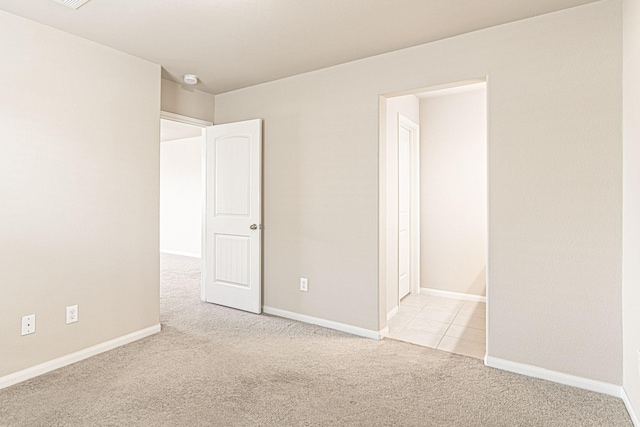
[
  {"xmin": 485, "ymin": 356, "xmax": 621, "ymax": 398},
  {"xmin": 0, "ymin": 324, "xmax": 161, "ymax": 390},
  {"xmin": 387, "ymin": 306, "xmax": 399, "ymax": 321},
  {"xmin": 160, "ymin": 250, "xmax": 201, "ymax": 258},
  {"xmin": 421, "ymin": 287, "xmax": 486, "ymax": 302},
  {"xmin": 262, "ymin": 306, "xmax": 383, "ymax": 340},
  {"xmin": 622, "ymin": 388, "xmax": 640, "ymax": 427}
]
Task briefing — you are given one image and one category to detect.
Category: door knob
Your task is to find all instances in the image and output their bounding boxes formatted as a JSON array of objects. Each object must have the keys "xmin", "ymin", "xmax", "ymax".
[{"xmin": 250, "ymin": 224, "xmax": 258, "ymax": 230}]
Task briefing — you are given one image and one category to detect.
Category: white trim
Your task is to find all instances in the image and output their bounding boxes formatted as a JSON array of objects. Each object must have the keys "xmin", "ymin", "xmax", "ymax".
[
  {"xmin": 485, "ymin": 356, "xmax": 622, "ymax": 398},
  {"xmin": 160, "ymin": 111, "xmax": 212, "ymax": 127},
  {"xmin": 484, "ymin": 77, "xmax": 491, "ymax": 362},
  {"xmin": 263, "ymin": 306, "xmax": 383, "ymax": 340},
  {"xmin": 0, "ymin": 324, "xmax": 161, "ymax": 390},
  {"xmin": 387, "ymin": 305, "xmax": 399, "ymax": 321},
  {"xmin": 421, "ymin": 287, "xmax": 486, "ymax": 302},
  {"xmin": 383, "ymin": 78, "xmax": 487, "ymax": 99},
  {"xmin": 398, "ymin": 114, "xmax": 421, "ymax": 296},
  {"xmin": 416, "ymin": 82, "xmax": 486, "ymax": 99},
  {"xmin": 200, "ymin": 131, "xmax": 208, "ymax": 302},
  {"xmin": 160, "ymin": 250, "xmax": 201, "ymax": 258},
  {"xmin": 622, "ymin": 388, "xmax": 640, "ymax": 427}
]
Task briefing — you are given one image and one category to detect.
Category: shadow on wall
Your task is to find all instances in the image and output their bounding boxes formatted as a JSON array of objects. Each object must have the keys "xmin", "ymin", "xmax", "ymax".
[{"xmin": 469, "ymin": 266, "xmax": 487, "ymax": 297}]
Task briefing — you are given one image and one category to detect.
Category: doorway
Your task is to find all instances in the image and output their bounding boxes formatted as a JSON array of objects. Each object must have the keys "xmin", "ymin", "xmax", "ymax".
[
  {"xmin": 159, "ymin": 114, "xmax": 263, "ymax": 314},
  {"xmin": 380, "ymin": 80, "xmax": 488, "ymax": 360},
  {"xmin": 159, "ymin": 112, "xmax": 211, "ymax": 301}
]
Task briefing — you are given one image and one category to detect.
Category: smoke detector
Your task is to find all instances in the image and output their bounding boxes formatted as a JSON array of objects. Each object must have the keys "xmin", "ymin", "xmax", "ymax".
[
  {"xmin": 183, "ymin": 74, "xmax": 199, "ymax": 85},
  {"xmin": 52, "ymin": 0, "xmax": 92, "ymax": 9}
]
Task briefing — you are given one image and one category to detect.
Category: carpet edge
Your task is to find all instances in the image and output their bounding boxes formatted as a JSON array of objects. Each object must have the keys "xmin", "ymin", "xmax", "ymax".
[
  {"xmin": 485, "ymin": 355, "xmax": 622, "ymax": 397},
  {"xmin": 622, "ymin": 388, "xmax": 640, "ymax": 426},
  {"xmin": 0, "ymin": 324, "xmax": 161, "ymax": 390},
  {"xmin": 262, "ymin": 306, "xmax": 383, "ymax": 340}
]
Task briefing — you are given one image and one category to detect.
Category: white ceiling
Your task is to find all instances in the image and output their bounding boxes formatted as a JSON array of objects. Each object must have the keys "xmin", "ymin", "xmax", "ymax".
[{"xmin": 0, "ymin": 0, "xmax": 600, "ymax": 94}]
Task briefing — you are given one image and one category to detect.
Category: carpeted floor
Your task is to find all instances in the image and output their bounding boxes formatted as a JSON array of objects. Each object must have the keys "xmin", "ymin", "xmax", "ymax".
[{"xmin": 0, "ymin": 254, "xmax": 633, "ymax": 426}]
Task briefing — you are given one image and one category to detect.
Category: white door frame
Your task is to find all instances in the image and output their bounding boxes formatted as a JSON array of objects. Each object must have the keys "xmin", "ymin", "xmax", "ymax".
[
  {"xmin": 160, "ymin": 111, "xmax": 212, "ymax": 301},
  {"xmin": 398, "ymin": 114, "xmax": 421, "ymax": 299}
]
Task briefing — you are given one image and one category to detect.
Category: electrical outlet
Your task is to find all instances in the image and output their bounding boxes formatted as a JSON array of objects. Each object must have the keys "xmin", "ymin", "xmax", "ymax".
[
  {"xmin": 21, "ymin": 315, "xmax": 35, "ymax": 336},
  {"xmin": 66, "ymin": 305, "xmax": 78, "ymax": 324},
  {"xmin": 300, "ymin": 277, "xmax": 308, "ymax": 292}
]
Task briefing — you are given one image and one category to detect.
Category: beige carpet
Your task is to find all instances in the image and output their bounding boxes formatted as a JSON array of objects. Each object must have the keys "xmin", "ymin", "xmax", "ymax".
[{"xmin": 0, "ymin": 254, "xmax": 632, "ymax": 426}]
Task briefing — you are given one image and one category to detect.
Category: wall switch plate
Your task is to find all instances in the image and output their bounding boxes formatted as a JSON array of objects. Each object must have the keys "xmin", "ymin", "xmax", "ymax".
[
  {"xmin": 66, "ymin": 305, "xmax": 78, "ymax": 324},
  {"xmin": 21, "ymin": 314, "xmax": 35, "ymax": 335},
  {"xmin": 300, "ymin": 277, "xmax": 308, "ymax": 292}
]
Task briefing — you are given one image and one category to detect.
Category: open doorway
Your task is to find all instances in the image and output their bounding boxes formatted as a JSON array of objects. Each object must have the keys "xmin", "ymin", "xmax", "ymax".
[
  {"xmin": 380, "ymin": 80, "xmax": 488, "ymax": 360},
  {"xmin": 159, "ymin": 114, "xmax": 263, "ymax": 314},
  {"xmin": 159, "ymin": 113, "xmax": 211, "ymax": 303}
]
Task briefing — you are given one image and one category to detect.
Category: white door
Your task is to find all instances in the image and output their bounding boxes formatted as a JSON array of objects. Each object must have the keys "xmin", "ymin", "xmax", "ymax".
[
  {"xmin": 203, "ymin": 119, "xmax": 262, "ymax": 314},
  {"xmin": 398, "ymin": 122, "xmax": 411, "ymax": 300},
  {"xmin": 398, "ymin": 114, "xmax": 420, "ymax": 301}
]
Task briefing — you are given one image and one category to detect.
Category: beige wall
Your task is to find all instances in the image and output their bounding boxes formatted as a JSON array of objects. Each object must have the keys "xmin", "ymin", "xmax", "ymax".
[
  {"xmin": 420, "ymin": 89, "xmax": 487, "ymax": 296},
  {"xmin": 383, "ymin": 95, "xmax": 419, "ymax": 316},
  {"xmin": 0, "ymin": 11, "xmax": 161, "ymax": 377},
  {"xmin": 160, "ymin": 136, "xmax": 203, "ymax": 257},
  {"xmin": 623, "ymin": 0, "xmax": 640, "ymax": 417},
  {"xmin": 161, "ymin": 79, "xmax": 215, "ymax": 123},
  {"xmin": 215, "ymin": 1, "xmax": 622, "ymax": 384}
]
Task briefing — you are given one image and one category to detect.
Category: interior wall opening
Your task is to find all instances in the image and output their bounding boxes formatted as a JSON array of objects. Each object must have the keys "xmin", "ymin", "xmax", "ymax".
[
  {"xmin": 159, "ymin": 115, "xmax": 210, "ymax": 299},
  {"xmin": 380, "ymin": 80, "xmax": 488, "ymax": 360}
]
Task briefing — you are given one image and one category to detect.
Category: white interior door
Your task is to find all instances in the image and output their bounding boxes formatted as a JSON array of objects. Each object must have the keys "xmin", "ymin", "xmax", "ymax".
[
  {"xmin": 398, "ymin": 114, "xmax": 420, "ymax": 301},
  {"xmin": 398, "ymin": 122, "xmax": 411, "ymax": 300},
  {"xmin": 203, "ymin": 119, "xmax": 262, "ymax": 314}
]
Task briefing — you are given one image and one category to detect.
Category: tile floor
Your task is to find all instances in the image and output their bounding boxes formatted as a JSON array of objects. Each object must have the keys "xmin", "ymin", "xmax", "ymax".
[{"xmin": 386, "ymin": 293, "xmax": 486, "ymax": 359}]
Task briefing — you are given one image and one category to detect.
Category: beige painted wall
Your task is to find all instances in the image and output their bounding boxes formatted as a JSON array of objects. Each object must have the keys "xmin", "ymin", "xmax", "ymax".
[
  {"xmin": 384, "ymin": 95, "xmax": 419, "ymax": 316},
  {"xmin": 215, "ymin": 1, "xmax": 622, "ymax": 384},
  {"xmin": 623, "ymin": 0, "xmax": 640, "ymax": 417},
  {"xmin": 0, "ymin": 11, "xmax": 161, "ymax": 377},
  {"xmin": 161, "ymin": 79, "xmax": 215, "ymax": 123},
  {"xmin": 420, "ymin": 89, "xmax": 487, "ymax": 296},
  {"xmin": 160, "ymin": 136, "xmax": 203, "ymax": 257}
]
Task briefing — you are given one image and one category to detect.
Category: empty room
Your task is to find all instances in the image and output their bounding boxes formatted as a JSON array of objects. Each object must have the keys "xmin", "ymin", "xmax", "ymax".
[{"xmin": 1, "ymin": 0, "xmax": 639, "ymax": 425}]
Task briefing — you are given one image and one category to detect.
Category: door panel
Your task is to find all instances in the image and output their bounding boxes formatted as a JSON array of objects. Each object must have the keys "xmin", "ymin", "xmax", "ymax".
[
  {"xmin": 204, "ymin": 119, "xmax": 262, "ymax": 314},
  {"xmin": 215, "ymin": 136, "xmax": 251, "ymax": 216},
  {"xmin": 215, "ymin": 234, "xmax": 250, "ymax": 287}
]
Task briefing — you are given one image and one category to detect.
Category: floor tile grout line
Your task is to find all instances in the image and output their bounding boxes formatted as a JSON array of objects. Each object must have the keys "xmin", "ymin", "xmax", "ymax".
[
  {"xmin": 435, "ymin": 299, "xmax": 457, "ymax": 349},
  {"xmin": 392, "ymin": 294, "xmax": 486, "ymax": 358},
  {"xmin": 454, "ymin": 324, "xmax": 486, "ymax": 332},
  {"xmin": 438, "ymin": 303, "xmax": 460, "ymax": 348},
  {"xmin": 434, "ymin": 332, "xmax": 446, "ymax": 349}
]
